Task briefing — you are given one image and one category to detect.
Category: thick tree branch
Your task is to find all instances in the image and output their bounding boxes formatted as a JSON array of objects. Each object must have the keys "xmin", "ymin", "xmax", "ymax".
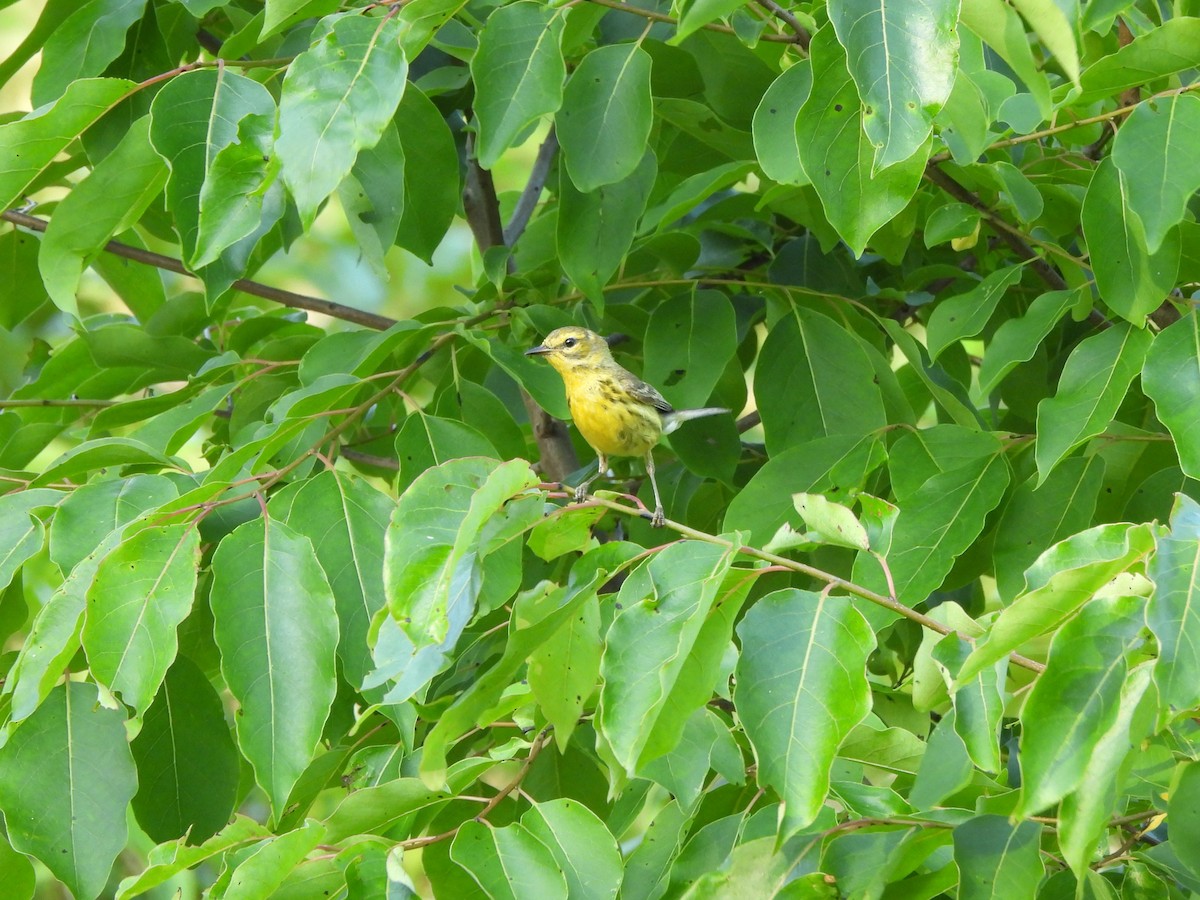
[{"xmin": 1, "ymin": 209, "xmax": 399, "ymax": 331}]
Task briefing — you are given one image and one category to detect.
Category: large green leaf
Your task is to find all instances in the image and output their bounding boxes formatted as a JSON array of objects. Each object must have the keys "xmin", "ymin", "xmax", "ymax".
[
  {"xmin": 0, "ymin": 77, "xmax": 133, "ymax": 212},
  {"xmin": 30, "ymin": 0, "xmax": 146, "ymax": 105},
  {"xmin": 1034, "ymin": 323, "xmax": 1154, "ymax": 482},
  {"xmin": 520, "ymin": 800, "xmax": 623, "ymax": 900},
  {"xmin": 130, "ymin": 655, "xmax": 240, "ymax": 844},
  {"xmin": 977, "ymin": 288, "xmax": 1079, "ymax": 395},
  {"xmin": 735, "ymin": 588, "xmax": 875, "ymax": 835},
  {"xmin": 958, "ymin": 0, "xmax": 1051, "ymax": 116},
  {"xmin": 597, "ymin": 541, "xmax": 735, "ymax": 775},
  {"xmin": 0, "ymin": 488, "xmax": 60, "ymax": 591},
  {"xmin": 1146, "ymin": 494, "xmax": 1200, "ymax": 718},
  {"xmin": 527, "ymin": 592, "xmax": 601, "ymax": 751},
  {"xmin": 114, "ymin": 817, "xmax": 271, "ymax": 899},
  {"xmin": 1081, "ymin": 158, "xmax": 1180, "ymax": 324},
  {"xmin": 210, "ymin": 517, "xmax": 339, "ymax": 817},
  {"xmin": 339, "ymin": 120, "xmax": 405, "ymax": 278},
  {"xmin": 450, "ymin": 819, "xmax": 568, "ymax": 900},
  {"xmin": 276, "ymin": 15, "xmax": 408, "ymax": 227},
  {"xmin": 394, "ymin": 85, "xmax": 458, "ymax": 264},
  {"xmin": 795, "ymin": 28, "xmax": 928, "ymax": 255},
  {"xmin": 1076, "ymin": 18, "xmax": 1200, "ymax": 103},
  {"xmin": 558, "ymin": 43, "xmax": 652, "ymax": 192},
  {"xmin": 1018, "ymin": 594, "xmax": 1145, "ymax": 816},
  {"xmin": 927, "ymin": 265, "xmax": 1026, "ymax": 361},
  {"xmin": 1112, "ymin": 94, "xmax": 1200, "ymax": 254},
  {"xmin": 641, "ymin": 289, "xmax": 737, "ymax": 410},
  {"xmin": 38, "ymin": 115, "xmax": 167, "ymax": 318},
  {"xmin": 0, "ymin": 682, "xmax": 137, "ymax": 900},
  {"xmin": 755, "ymin": 309, "xmax": 886, "ymax": 455},
  {"xmin": 82, "ymin": 522, "xmax": 200, "ymax": 715},
  {"xmin": 828, "ymin": 0, "xmax": 960, "ymax": 171},
  {"xmin": 752, "ymin": 60, "xmax": 812, "ymax": 185},
  {"xmin": 1143, "ymin": 313, "xmax": 1200, "ymax": 479},
  {"xmin": 1009, "ymin": 0, "xmax": 1080, "ymax": 86},
  {"xmin": 471, "ymin": 2, "xmax": 564, "ymax": 169},
  {"xmin": 953, "ymin": 816, "xmax": 1044, "ymax": 899}
]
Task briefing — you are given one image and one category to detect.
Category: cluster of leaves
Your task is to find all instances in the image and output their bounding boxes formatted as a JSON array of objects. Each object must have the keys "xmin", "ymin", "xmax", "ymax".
[{"xmin": 1, "ymin": 0, "xmax": 1200, "ymax": 896}]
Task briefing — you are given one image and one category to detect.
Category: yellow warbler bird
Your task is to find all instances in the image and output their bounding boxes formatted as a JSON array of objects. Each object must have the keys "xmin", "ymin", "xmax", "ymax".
[{"xmin": 525, "ymin": 326, "xmax": 728, "ymax": 527}]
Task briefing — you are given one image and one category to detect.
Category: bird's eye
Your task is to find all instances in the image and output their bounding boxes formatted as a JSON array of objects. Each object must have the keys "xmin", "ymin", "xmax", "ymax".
[{"xmin": 562, "ymin": 337, "xmax": 577, "ymax": 348}]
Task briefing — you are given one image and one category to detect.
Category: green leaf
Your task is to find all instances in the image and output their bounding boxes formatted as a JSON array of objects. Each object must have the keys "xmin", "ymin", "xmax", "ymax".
[
  {"xmin": 339, "ymin": 120, "xmax": 405, "ymax": 278},
  {"xmin": 1077, "ymin": 18, "xmax": 1200, "ymax": 104},
  {"xmin": 1168, "ymin": 761, "xmax": 1200, "ymax": 879},
  {"xmin": 1146, "ymin": 494, "xmax": 1200, "ymax": 717},
  {"xmin": 558, "ymin": 43, "xmax": 652, "ymax": 192},
  {"xmin": 385, "ymin": 458, "xmax": 539, "ymax": 649},
  {"xmin": 322, "ymin": 776, "xmax": 451, "ymax": 843},
  {"xmin": 557, "ymin": 150, "xmax": 657, "ymax": 305},
  {"xmin": 927, "ymin": 265, "xmax": 1026, "ymax": 361},
  {"xmin": 1081, "ymin": 158, "xmax": 1180, "ymax": 324},
  {"xmin": 0, "ymin": 77, "xmax": 133, "ymax": 212},
  {"xmin": 1112, "ymin": 95, "xmax": 1200, "ymax": 254},
  {"xmin": 29, "ymin": 0, "xmax": 145, "ymax": 105},
  {"xmin": 641, "ymin": 289, "xmax": 737, "ymax": 409},
  {"xmin": 875, "ymin": 450, "xmax": 1010, "ymax": 607},
  {"xmin": 723, "ymin": 435, "xmax": 886, "ymax": 546},
  {"xmin": 752, "ymin": 60, "xmax": 812, "ymax": 185},
  {"xmin": 755, "ymin": 309, "xmax": 887, "ymax": 455},
  {"xmin": 210, "ymin": 517, "xmax": 339, "ymax": 817},
  {"xmin": 277, "ymin": 471, "xmax": 391, "ymax": 691},
  {"xmin": 0, "ymin": 831, "xmax": 35, "ymax": 900},
  {"xmin": 910, "ymin": 711, "xmax": 974, "ymax": 808},
  {"xmin": 953, "ymin": 816, "xmax": 1044, "ymax": 900},
  {"xmin": 618, "ymin": 798, "xmax": 696, "ymax": 900},
  {"xmin": 1058, "ymin": 662, "xmax": 1153, "ymax": 878},
  {"xmin": 1018, "ymin": 594, "xmax": 1145, "ymax": 816},
  {"xmin": 276, "ymin": 15, "xmax": 408, "ymax": 227},
  {"xmin": 673, "ymin": 0, "xmax": 744, "ymax": 43},
  {"xmin": 1143, "ymin": 313, "xmax": 1200, "ymax": 480},
  {"xmin": 0, "ymin": 488, "xmax": 60, "ymax": 591},
  {"xmin": 959, "ymin": 523, "xmax": 1156, "ymax": 681},
  {"xmin": 794, "ymin": 493, "xmax": 870, "ymax": 551},
  {"xmin": 395, "ymin": 412, "xmax": 498, "ymax": 491},
  {"xmin": 114, "ymin": 817, "xmax": 271, "ymax": 899},
  {"xmin": 640, "ymin": 707, "xmax": 743, "ymax": 807},
  {"xmin": 38, "ymin": 115, "xmax": 167, "ymax": 317},
  {"xmin": 450, "ymin": 819, "xmax": 568, "ymax": 900},
  {"xmin": 828, "ymin": 0, "xmax": 959, "ymax": 171},
  {"xmin": 959, "ymin": 0, "xmax": 1051, "ymax": 117},
  {"xmin": 596, "ymin": 541, "xmax": 735, "ymax": 775},
  {"xmin": 992, "ymin": 456, "xmax": 1105, "ymax": 601},
  {"xmin": 0, "ymin": 682, "xmax": 137, "ymax": 900},
  {"xmin": 397, "ymin": 0, "xmax": 469, "ymax": 59},
  {"xmin": 394, "ymin": 85, "xmax": 458, "ymax": 264},
  {"xmin": 148, "ymin": 68, "xmax": 280, "ymax": 297},
  {"xmin": 32, "ymin": 437, "xmax": 181, "ymax": 487},
  {"xmin": 933, "ymin": 635, "xmax": 1006, "ymax": 774},
  {"xmin": 878, "ymin": 317, "xmax": 983, "ymax": 428},
  {"xmin": 194, "ymin": 110, "xmax": 281, "ymax": 269},
  {"xmin": 1009, "ymin": 0, "xmax": 1080, "ymax": 86},
  {"xmin": 223, "ymin": 821, "xmax": 326, "ymax": 899},
  {"xmin": 924, "ymin": 201, "xmax": 982, "ymax": 247},
  {"xmin": 977, "ymin": 288, "xmax": 1079, "ymax": 396},
  {"xmin": 795, "ymin": 28, "xmax": 928, "ymax": 255},
  {"xmin": 520, "ymin": 800, "xmax": 622, "ymax": 900},
  {"xmin": 735, "ymin": 588, "xmax": 876, "ymax": 835},
  {"xmin": 82, "ymin": 522, "xmax": 200, "ymax": 714},
  {"xmin": 130, "ymin": 654, "xmax": 240, "ymax": 844},
  {"xmin": 471, "ymin": 2, "xmax": 564, "ymax": 169},
  {"xmin": 1035, "ymin": 323, "xmax": 1154, "ymax": 482},
  {"xmin": 528, "ymin": 592, "xmax": 601, "ymax": 751}
]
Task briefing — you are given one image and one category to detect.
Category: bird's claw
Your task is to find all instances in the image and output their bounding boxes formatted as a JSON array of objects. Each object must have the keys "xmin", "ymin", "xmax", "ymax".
[
  {"xmin": 573, "ymin": 485, "xmax": 588, "ymax": 504},
  {"xmin": 650, "ymin": 508, "xmax": 665, "ymax": 528}
]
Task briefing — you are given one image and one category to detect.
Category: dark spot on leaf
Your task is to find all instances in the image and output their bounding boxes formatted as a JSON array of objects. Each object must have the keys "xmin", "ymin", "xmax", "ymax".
[{"xmin": 834, "ymin": 104, "xmax": 843, "ymax": 112}]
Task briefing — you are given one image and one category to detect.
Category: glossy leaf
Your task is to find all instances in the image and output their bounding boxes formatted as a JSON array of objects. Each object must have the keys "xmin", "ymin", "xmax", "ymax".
[
  {"xmin": 276, "ymin": 15, "xmax": 408, "ymax": 227},
  {"xmin": 1146, "ymin": 494, "xmax": 1200, "ymax": 717},
  {"xmin": 31, "ymin": 0, "xmax": 146, "ymax": 105},
  {"xmin": 0, "ymin": 682, "xmax": 137, "ymax": 900},
  {"xmin": 82, "ymin": 522, "xmax": 200, "ymax": 714},
  {"xmin": 1018, "ymin": 594, "xmax": 1145, "ymax": 815},
  {"xmin": 1035, "ymin": 323, "xmax": 1154, "ymax": 482},
  {"xmin": 828, "ymin": 0, "xmax": 960, "ymax": 171},
  {"xmin": 471, "ymin": 2, "xmax": 564, "ymax": 168},
  {"xmin": 795, "ymin": 28, "xmax": 928, "ymax": 255},
  {"xmin": 521, "ymin": 800, "xmax": 622, "ymax": 900},
  {"xmin": 735, "ymin": 588, "xmax": 875, "ymax": 835},
  {"xmin": 210, "ymin": 517, "xmax": 339, "ymax": 816},
  {"xmin": 1143, "ymin": 313, "xmax": 1200, "ymax": 479},
  {"xmin": 1081, "ymin": 158, "xmax": 1180, "ymax": 324}
]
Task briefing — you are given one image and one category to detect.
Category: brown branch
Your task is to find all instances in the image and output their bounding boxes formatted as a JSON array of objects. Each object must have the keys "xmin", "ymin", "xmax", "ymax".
[
  {"xmin": 1, "ymin": 209, "xmax": 399, "ymax": 331},
  {"xmin": 504, "ymin": 129, "xmax": 558, "ymax": 247},
  {"xmin": 754, "ymin": 0, "xmax": 810, "ymax": 50}
]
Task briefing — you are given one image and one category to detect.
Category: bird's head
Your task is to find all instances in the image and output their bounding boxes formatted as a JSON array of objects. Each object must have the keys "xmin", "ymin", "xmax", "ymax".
[{"xmin": 525, "ymin": 326, "xmax": 614, "ymax": 373}]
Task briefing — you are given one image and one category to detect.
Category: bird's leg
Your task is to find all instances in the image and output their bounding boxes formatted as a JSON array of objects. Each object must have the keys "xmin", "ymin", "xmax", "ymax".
[
  {"xmin": 573, "ymin": 453, "xmax": 607, "ymax": 504},
  {"xmin": 645, "ymin": 451, "xmax": 665, "ymax": 527}
]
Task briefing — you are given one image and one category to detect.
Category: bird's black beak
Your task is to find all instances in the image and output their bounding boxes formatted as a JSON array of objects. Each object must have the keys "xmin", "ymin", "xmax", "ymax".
[{"xmin": 525, "ymin": 344, "xmax": 550, "ymax": 357}]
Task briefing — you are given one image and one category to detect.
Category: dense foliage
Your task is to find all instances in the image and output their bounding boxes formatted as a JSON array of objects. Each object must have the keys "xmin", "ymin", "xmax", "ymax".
[{"xmin": 1, "ymin": 0, "xmax": 1199, "ymax": 896}]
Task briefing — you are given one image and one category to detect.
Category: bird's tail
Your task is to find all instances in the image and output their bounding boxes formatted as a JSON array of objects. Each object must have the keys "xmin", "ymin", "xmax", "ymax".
[{"xmin": 661, "ymin": 407, "xmax": 729, "ymax": 435}]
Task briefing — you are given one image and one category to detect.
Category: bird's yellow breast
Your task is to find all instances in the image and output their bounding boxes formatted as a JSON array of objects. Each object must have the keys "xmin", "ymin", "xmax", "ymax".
[{"xmin": 561, "ymin": 369, "xmax": 662, "ymax": 457}]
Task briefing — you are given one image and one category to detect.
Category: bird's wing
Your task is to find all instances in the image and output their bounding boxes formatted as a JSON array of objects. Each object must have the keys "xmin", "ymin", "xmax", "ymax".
[{"xmin": 620, "ymin": 371, "xmax": 674, "ymax": 414}]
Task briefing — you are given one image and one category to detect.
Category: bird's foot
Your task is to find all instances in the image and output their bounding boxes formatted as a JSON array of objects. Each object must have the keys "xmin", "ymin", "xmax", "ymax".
[
  {"xmin": 573, "ymin": 484, "xmax": 589, "ymax": 504},
  {"xmin": 650, "ymin": 507, "xmax": 665, "ymax": 528}
]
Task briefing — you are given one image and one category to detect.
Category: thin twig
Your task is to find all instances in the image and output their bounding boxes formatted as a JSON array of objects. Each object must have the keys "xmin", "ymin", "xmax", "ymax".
[
  {"xmin": 504, "ymin": 130, "xmax": 558, "ymax": 247},
  {"xmin": 1, "ymin": 209, "xmax": 399, "ymax": 331},
  {"xmin": 582, "ymin": 0, "xmax": 806, "ymax": 46},
  {"xmin": 753, "ymin": 0, "xmax": 810, "ymax": 50}
]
